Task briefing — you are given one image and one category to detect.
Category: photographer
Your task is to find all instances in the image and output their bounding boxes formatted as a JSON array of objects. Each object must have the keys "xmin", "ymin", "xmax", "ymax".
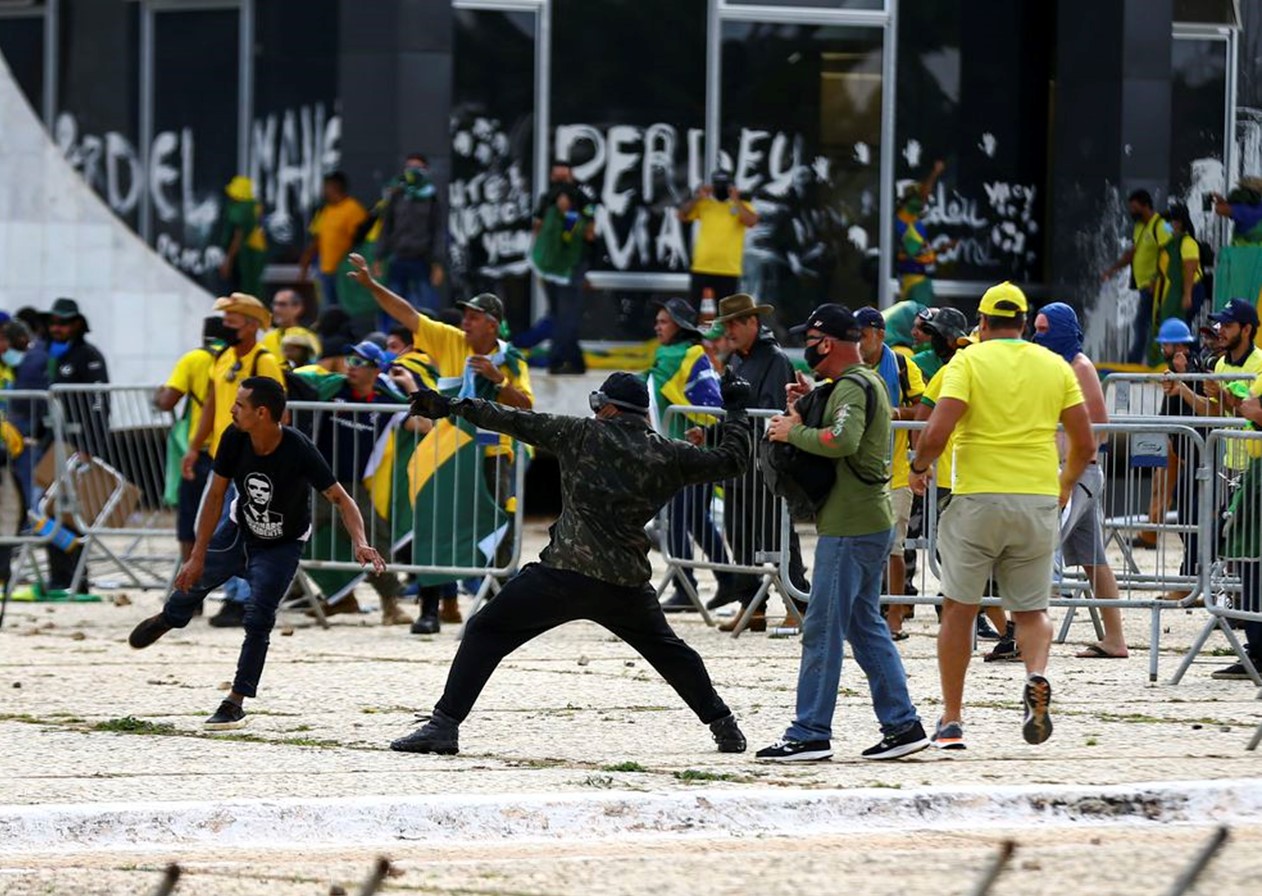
[
  {"xmin": 531, "ymin": 160, "xmax": 596, "ymax": 375},
  {"xmin": 678, "ymin": 170, "xmax": 759, "ymax": 305}
]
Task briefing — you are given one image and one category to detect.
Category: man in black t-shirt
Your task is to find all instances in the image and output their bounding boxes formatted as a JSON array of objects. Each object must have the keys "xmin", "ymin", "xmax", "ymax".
[{"xmin": 128, "ymin": 377, "xmax": 385, "ymax": 729}]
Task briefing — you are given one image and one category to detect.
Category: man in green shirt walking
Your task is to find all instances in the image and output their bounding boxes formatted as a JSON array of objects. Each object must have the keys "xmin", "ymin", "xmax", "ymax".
[{"xmin": 756, "ymin": 304, "xmax": 928, "ymax": 763}]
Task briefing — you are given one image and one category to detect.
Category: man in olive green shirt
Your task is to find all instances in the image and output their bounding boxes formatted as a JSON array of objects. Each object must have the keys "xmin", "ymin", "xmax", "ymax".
[{"xmin": 756, "ymin": 304, "xmax": 927, "ymax": 763}]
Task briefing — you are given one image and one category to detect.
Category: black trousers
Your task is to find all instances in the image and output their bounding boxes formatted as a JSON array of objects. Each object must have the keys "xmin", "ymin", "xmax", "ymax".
[
  {"xmin": 433, "ymin": 563, "xmax": 731, "ymax": 725},
  {"xmin": 723, "ymin": 477, "xmax": 808, "ymax": 598}
]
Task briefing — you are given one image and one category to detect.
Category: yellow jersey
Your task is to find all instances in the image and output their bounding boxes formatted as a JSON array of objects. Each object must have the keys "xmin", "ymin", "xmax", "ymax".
[
  {"xmin": 164, "ymin": 347, "xmax": 216, "ymax": 446},
  {"xmin": 411, "ymin": 315, "xmax": 533, "ymax": 457},
  {"xmin": 311, "ymin": 197, "xmax": 369, "ymax": 274},
  {"xmin": 920, "ymin": 362, "xmax": 955, "ymax": 489},
  {"xmin": 939, "ymin": 339, "xmax": 1084, "ymax": 497},
  {"xmin": 208, "ymin": 343, "xmax": 286, "ymax": 456},
  {"xmin": 683, "ymin": 196, "xmax": 754, "ymax": 277}
]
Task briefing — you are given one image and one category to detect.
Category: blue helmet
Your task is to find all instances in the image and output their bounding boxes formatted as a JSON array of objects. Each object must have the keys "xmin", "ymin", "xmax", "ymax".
[{"xmin": 1155, "ymin": 318, "xmax": 1195, "ymax": 345}]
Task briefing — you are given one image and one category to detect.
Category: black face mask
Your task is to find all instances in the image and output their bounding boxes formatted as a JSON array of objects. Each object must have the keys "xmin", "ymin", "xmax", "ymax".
[
  {"xmin": 804, "ymin": 342, "xmax": 825, "ymax": 370},
  {"xmin": 713, "ymin": 182, "xmax": 731, "ymax": 201},
  {"xmin": 221, "ymin": 326, "xmax": 242, "ymax": 347},
  {"xmin": 1130, "ymin": 211, "xmax": 1144, "ymax": 222},
  {"xmin": 931, "ymin": 332, "xmax": 952, "ymax": 360}
]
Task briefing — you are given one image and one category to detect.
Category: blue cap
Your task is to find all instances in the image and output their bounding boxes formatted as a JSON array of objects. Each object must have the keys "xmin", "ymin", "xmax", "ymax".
[
  {"xmin": 1210, "ymin": 298, "xmax": 1260, "ymax": 328},
  {"xmin": 348, "ymin": 340, "xmax": 387, "ymax": 367},
  {"xmin": 1155, "ymin": 318, "xmax": 1195, "ymax": 344},
  {"xmin": 854, "ymin": 307, "xmax": 886, "ymax": 330}
]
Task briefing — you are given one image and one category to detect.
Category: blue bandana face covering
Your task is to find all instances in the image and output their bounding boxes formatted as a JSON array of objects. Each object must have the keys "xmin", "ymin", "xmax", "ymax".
[
  {"xmin": 49, "ymin": 340, "xmax": 71, "ymax": 360},
  {"xmin": 1033, "ymin": 302, "xmax": 1082, "ymax": 363}
]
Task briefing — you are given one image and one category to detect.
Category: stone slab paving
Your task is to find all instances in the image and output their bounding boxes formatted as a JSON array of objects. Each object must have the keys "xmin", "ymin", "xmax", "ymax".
[{"xmin": 1, "ymin": 521, "xmax": 1260, "ymax": 892}]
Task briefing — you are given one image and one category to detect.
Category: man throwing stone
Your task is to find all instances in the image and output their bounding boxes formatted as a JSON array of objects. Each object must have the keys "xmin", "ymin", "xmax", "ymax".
[
  {"xmin": 909, "ymin": 283, "xmax": 1095, "ymax": 749},
  {"xmin": 128, "ymin": 378, "xmax": 385, "ymax": 729},
  {"xmin": 390, "ymin": 370, "xmax": 754, "ymax": 755}
]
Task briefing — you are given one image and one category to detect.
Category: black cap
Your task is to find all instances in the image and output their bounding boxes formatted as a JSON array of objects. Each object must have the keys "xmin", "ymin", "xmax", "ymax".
[
  {"xmin": 1210, "ymin": 298, "xmax": 1260, "ymax": 329},
  {"xmin": 655, "ymin": 297, "xmax": 700, "ymax": 334},
  {"xmin": 854, "ymin": 307, "xmax": 885, "ymax": 330},
  {"xmin": 789, "ymin": 303, "xmax": 861, "ymax": 342},
  {"xmin": 48, "ymin": 297, "xmax": 89, "ymax": 333},
  {"xmin": 597, "ymin": 372, "xmax": 650, "ymax": 414},
  {"xmin": 457, "ymin": 293, "xmax": 505, "ymax": 322}
]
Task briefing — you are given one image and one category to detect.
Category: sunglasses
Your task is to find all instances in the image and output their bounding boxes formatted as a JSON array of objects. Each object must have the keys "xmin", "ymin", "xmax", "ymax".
[
  {"xmin": 224, "ymin": 359, "xmax": 244, "ymax": 383},
  {"xmin": 346, "ymin": 355, "xmax": 376, "ymax": 369}
]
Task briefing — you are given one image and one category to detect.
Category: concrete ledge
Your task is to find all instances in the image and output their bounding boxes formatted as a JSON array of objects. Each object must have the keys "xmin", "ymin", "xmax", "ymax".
[{"xmin": 4, "ymin": 779, "xmax": 1262, "ymax": 854}]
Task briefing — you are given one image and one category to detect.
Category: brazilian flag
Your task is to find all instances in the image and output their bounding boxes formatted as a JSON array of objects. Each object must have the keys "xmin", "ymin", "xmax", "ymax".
[{"xmin": 400, "ymin": 415, "xmax": 510, "ymax": 586}]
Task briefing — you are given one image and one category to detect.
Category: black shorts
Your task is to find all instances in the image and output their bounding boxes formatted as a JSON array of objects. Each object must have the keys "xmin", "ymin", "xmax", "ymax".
[{"xmin": 690, "ymin": 273, "xmax": 741, "ymax": 304}]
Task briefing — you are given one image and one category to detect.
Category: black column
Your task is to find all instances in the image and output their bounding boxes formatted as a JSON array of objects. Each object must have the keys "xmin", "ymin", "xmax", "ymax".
[
  {"xmin": 1049, "ymin": 0, "xmax": 1172, "ymax": 307},
  {"xmin": 337, "ymin": 0, "xmax": 452, "ymax": 206}
]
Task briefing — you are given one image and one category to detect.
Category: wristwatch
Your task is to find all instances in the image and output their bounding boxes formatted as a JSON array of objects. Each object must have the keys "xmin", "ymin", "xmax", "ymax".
[{"xmin": 909, "ymin": 459, "xmax": 929, "ymax": 475}]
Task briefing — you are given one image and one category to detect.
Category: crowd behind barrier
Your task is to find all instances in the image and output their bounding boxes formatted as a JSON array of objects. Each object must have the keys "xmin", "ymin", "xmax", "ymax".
[
  {"xmin": 0, "ymin": 386, "xmax": 525, "ymax": 628},
  {"xmin": 3, "ymin": 375, "xmax": 1262, "ymax": 694}
]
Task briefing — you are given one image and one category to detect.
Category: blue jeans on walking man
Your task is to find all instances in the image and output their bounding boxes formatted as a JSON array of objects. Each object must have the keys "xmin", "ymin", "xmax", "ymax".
[
  {"xmin": 160, "ymin": 516, "xmax": 304, "ymax": 698},
  {"xmin": 786, "ymin": 528, "xmax": 920, "ymax": 743}
]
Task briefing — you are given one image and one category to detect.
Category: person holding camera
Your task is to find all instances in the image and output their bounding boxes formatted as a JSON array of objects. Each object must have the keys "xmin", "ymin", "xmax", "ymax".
[
  {"xmin": 531, "ymin": 160, "xmax": 596, "ymax": 374},
  {"xmin": 389, "ymin": 369, "xmax": 755, "ymax": 757},
  {"xmin": 678, "ymin": 170, "xmax": 759, "ymax": 305},
  {"xmin": 757, "ymin": 304, "xmax": 928, "ymax": 763}
]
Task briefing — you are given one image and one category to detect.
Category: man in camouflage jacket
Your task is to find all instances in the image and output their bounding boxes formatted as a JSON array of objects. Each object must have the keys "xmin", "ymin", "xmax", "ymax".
[{"xmin": 390, "ymin": 370, "xmax": 754, "ymax": 756}]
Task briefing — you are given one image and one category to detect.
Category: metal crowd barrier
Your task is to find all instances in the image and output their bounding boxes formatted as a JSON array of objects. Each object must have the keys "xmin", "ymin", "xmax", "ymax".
[
  {"xmin": 656, "ymin": 406, "xmax": 1246, "ymax": 681},
  {"xmin": 1104, "ymin": 371, "xmax": 1257, "ymax": 419},
  {"xmin": 43, "ymin": 384, "xmax": 177, "ymax": 594},
  {"xmin": 1171, "ymin": 427, "xmax": 1262, "ymax": 689},
  {"xmin": 654, "ymin": 405, "xmax": 802, "ymax": 636},
  {"xmin": 0, "ymin": 390, "xmax": 71, "ymax": 626},
  {"xmin": 0, "ymin": 387, "xmax": 526, "ymax": 630},
  {"xmin": 285, "ymin": 399, "xmax": 525, "ymax": 620}
]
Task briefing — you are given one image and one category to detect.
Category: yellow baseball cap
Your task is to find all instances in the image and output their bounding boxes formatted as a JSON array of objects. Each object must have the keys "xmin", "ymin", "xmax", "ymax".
[{"xmin": 977, "ymin": 281, "xmax": 1028, "ymax": 318}]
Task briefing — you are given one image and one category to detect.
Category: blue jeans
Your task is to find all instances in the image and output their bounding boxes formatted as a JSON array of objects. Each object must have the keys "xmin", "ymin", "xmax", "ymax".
[
  {"xmin": 1128, "ymin": 286, "xmax": 1155, "ymax": 364},
  {"xmin": 385, "ymin": 256, "xmax": 439, "ymax": 323},
  {"xmin": 317, "ymin": 271, "xmax": 341, "ymax": 309},
  {"xmin": 786, "ymin": 529, "xmax": 919, "ymax": 742},
  {"xmin": 160, "ymin": 517, "xmax": 304, "ymax": 698},
  {"xmin": 218, "ymin": 484, "xmax": 250, "ymax": 604},
  {"xmin": 543, "ymin": 278, "xmax": 585, "ymax": 371}
]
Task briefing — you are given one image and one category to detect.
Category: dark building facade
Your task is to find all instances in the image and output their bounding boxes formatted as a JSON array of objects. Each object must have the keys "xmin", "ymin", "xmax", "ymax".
[{"xmin": 0, "ymin": 0, "xmax": 1251, "ymax": 361}]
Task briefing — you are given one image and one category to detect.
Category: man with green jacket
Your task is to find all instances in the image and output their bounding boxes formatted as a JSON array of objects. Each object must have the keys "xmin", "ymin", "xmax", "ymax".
[{"xmin": 757, "ymin": 304, "xmax": 928, "ymax": 763}]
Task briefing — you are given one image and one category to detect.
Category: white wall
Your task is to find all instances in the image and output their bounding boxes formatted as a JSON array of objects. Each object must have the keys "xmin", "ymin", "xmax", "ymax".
[{"xmin": 0, "ymin": 56, "xmax": 211, "ymax": 386}]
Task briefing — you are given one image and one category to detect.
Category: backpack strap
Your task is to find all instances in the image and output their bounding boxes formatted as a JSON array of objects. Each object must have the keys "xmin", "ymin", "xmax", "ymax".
[
  {"xmin": 837, "ymin": 372, "xmax": 890, "ymax": 486},
  {"xmin": 894, "ymin": 352, "xmax": 912, "ymax": 406}
]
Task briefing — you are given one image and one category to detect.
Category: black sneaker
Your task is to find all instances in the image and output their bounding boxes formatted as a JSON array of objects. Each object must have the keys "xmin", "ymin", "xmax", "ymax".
[
  {"xmin": 861, "ymin": 721, "xmax": 930, "ymax": 760},
  {"xmin": 128, "ymin": 614, "xmax": 172, "ymax": 649},
  {"xmin": 1022, "ymin": 675, "xmax": 1054, "ymax": 745},
  {"xmin": 755, "ymin": 738, "xmax": 832, "ymax": 762},
  {"xmin": 390, "ymin": 713, "xmax": 459, "ymax": 754},
  {"xmin": 976, "ymin": 615, "xmax": 1002, "ymax": 641},
  {"xmin": 208, "ymin": 600, "xmax": 246, "ymax": 628},
  {"xmin": 984, "ymin": 624, "xmax": 1020, "ymax": 662},
  {"xmin": 1210, "ymin": 660, "xmax": 1261, "ymax": 681},
  {"xmin": 205, "ymin": 699, "xmax": 246, "ymax": 730},
  {"xmin": 661, "ymin": 590, "xmax": 697, "ymax": 613},
  {"xmin": 410, "ymin": 614, "xmax": 440, "ymax": 635},
  {"xmin": 709, "ymin": 714, "xmax": 746, "ymax": 753}
]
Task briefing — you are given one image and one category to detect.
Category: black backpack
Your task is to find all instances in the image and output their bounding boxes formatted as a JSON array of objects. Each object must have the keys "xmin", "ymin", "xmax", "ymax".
[{"xmin": 758, "ymin": 372, "xmax": 887, "ymax": 518}]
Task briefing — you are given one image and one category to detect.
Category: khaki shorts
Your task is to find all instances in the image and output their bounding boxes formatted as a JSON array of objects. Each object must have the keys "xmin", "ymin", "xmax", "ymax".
[
  {"xmin": 890, "ymin": 486, "xmax": 914, "ymax": 557},
  {"xmin": 938, "ymin": 493, "xmax": 1059, "ymax": 612}
]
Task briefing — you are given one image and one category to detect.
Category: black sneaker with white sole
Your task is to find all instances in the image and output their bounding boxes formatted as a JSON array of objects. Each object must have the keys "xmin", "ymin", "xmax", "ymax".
[
  {"xmin": 1022, "ymin": 675, "xmax": 1053, "ymax": 745},
  {"xmin": 1211, "ymin": 660, "xmax": 1262, "ymax": 681},
  {"xmin": 204, "ymin": 699, "xmax": 246, "ymax": 730},
  {"xmin": 755, "ymin": 738, "xmax": 833, "ymax": 762},
  {"xmin": 861, "ymin": 721, "xmax": 930, "ymax": 760}
]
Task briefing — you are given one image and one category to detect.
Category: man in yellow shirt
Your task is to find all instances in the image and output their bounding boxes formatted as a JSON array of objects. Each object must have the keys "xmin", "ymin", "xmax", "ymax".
[
  {"xmin": 677, "ymin": 171, "xmax": 759, "ymax": 304},
  {"xmin": 261, "ymin": 289, "xmax": 321, "ymax": 364},
  {"xmin": 300, "ymin": 172, "xmax": 368, "ymax": 311},
  {"xmin": 909, "ymin": 282, "xmax": 1095, "ymax": 750},
  {"xmin": 181, "ymin": 293, "xmax": 287, "ymax": 627},
  {"xmin": 350, "ymin": 254, "xmax": 532, "ymax": 631},
  {"xmin": 1101, "ymin": 189, "xmax": 1173, "ymax": 364},
  {"xmin": 855, "ymin": 307, "xmax": 924, "ymax": 640},
  {"xmin": 156, "ymin": 317, "xmax": 221, "ymax": 565}
]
